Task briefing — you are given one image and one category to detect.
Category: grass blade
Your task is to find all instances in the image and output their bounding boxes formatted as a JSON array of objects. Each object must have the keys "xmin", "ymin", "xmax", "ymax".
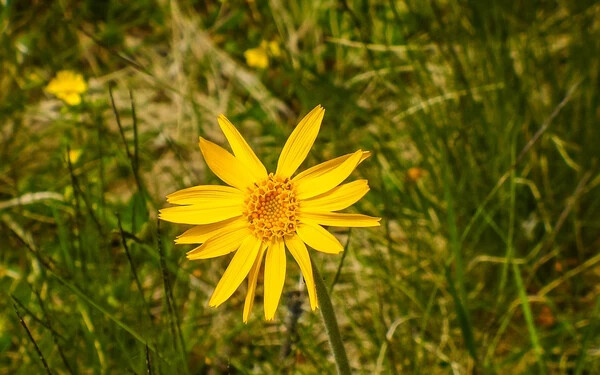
[{"xmin": 512, "ymin": 263, "xmax": 546, "ymax": 374}]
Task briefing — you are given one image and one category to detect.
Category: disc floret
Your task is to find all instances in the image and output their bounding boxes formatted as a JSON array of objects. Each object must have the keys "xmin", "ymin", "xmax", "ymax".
[{"xmin": 244, "ymin": 173, "xmax": 299, "ymax": 241}]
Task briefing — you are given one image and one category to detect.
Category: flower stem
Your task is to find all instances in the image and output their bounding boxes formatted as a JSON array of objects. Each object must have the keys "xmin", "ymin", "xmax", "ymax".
[{"xmin": 312, "ymin": 258, "xmax": 351, "ymax": 375}]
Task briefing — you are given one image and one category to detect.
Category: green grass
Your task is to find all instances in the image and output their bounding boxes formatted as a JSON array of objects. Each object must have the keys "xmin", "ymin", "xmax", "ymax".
[{"xmin": 2, "ymin": 0, "xmax": 600, "ymax": 373}]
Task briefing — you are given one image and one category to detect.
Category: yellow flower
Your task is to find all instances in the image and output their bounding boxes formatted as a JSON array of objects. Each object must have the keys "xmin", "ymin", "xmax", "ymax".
[
  {"xmin": 244, "ymin": 47, "xmax": 269, "ymax": 69},
  {"xmin": 244, "ymin": 40, "xmax": 281, "ymax": 68},
  {"xmin": 160, "ymin": 105, "xmax": 380, "ymax": 322},
  {"xmin": 45, "ymin": 70, "xmax": 87, "ymax": 105},
  {"xmin": 68, "ymin": 149, "xmax": 82, "ymax": 164},
  {"xmin": 261, "ymin": 40, "xmax": 281, "ymax": 57},
  {"xmin": 269, "ymin": 41, "xmax": 281, "ymax": 57}
]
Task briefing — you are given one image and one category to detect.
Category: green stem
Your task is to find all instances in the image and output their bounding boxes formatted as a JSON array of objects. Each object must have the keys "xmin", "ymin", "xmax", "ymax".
[{"xmin": 312, "ymin": 259, "xmax": 351, "ymax": 375}]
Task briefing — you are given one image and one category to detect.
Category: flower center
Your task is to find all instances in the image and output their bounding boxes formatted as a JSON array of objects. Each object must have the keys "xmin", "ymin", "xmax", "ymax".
[{"xmin": 244, "ymin": 173, "xmax": 299, "ymax": 241}]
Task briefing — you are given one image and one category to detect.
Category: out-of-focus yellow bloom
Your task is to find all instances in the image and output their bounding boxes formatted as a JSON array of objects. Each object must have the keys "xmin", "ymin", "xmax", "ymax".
[
  {"xmin": 45, "ymin": 70, "xmax": 87, "ymax": 106},
  {"xmin": 244, "ymin": 47, "xmax": 269, "ymax": 69},
  {"xmin": 68, "ymin": 149, "xmax": 82, "ymax": 164},
  {"xmin": 244, "ymin": 40, "xmax": 281, "ymax": 69},
  {"xmin": 261, "ymin": 40, "xmax": 281, "ymax": 57}
]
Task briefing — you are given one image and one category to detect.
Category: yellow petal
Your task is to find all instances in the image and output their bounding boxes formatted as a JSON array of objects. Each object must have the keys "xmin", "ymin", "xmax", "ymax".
[
  {"xmin": 68, "ymin": 149, "xmax": 82, "ymax": 164},
  {"xmin": 268, "ymin": 41, "xmax": 281, "ymax": 57},
  {"xmin": 217, "ymin": 115, "xmax": 268, "ymax": 180},
  {"xmin": 276, "ymin": 105, "xmax": 325, "ymax": 178},
  {"xmin": 72, "ymin": 76, "xmax": 87, "ymax": 93},
  {"xmin": 300, "ymin": 212, "xmax": 381, "ymax": 227},
  {"xmin": 264, "ymin": 239, "xmax": 286, "ymax": 320},
  {"xmin": 293, "ymin": 151, "xmax": 371, "ymax": 183},
  {"xmin": 45, "ymin": 81, "xmax": 60, "ymax": 94},
  {"xmin": 243, "ymin": 242, "xmax": 268, "ymax": 323},
  {"xmin": 176, "ymin": 217, "xmax": 246, "ymax": 244},
  {"xmin": 45, "ymin": 71, "xmax": 87, "ymax": 96},
  {"xmin": 244, "ymin": 47, "xmax": 269, "ymax": 68},
  {"xmin": 62, "ymin": 92, "xmax": 81, "ymax": 105},
  {"xmin": 209, "ymin": 235, "xmax": 262, "ymax": 307},
  {"xmin": 296, "ymin": 222, "xmax": 344, "ymax": 254},
  {"xmin": 186, "ymin": 226, "xmax": 250, "ymax": 259},
  {"xmin": 198, "ymin": 137, "xmax": 255, "ymax": 190},
  {"xmin": 166, "ymin": 185, "xmax": 243, "ymax": 206},
  {"xmin": 301, "ymin": 180, "xmax": 370, "ymax": 212},
  {"xmin": 284, "ymin": 234, "xmax": 318, "ymax": 310},
  {"xmin": 159, "ymin": 204, "xmax": 242, "ymax": 225},
  {"xmin": 295, "ymin": 150, "xmax": 362, "ymax": 200}
]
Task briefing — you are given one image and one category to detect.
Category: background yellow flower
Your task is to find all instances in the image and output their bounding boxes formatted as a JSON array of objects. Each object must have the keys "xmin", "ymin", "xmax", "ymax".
[
  {"xmin": 244, "ymin": 47, "xmax": 269, "ymax": 69},
  {"xmin": 244, "ymin": 40, "xmax": 280, "ymax": 68},
  {"xmin": 45, "ymin": 70, "xmax": 87, "ymax": 105}
]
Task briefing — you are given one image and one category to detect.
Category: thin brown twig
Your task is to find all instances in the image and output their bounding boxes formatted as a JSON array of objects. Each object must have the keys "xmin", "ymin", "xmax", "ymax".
[{"xmin": 12, "ymin": 296, "xmax": 53, "ymax": 375}]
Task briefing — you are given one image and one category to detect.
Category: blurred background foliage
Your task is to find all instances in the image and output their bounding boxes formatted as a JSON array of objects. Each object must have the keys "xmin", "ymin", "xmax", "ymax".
[{"xmin": 1, "ymin": 0, "xmax": 600, "ymax": 373}]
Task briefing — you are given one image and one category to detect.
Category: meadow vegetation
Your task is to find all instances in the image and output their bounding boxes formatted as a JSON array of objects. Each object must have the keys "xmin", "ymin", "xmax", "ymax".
[{"xmin": 1, "ymin": 0, "xmax": 599, "ymax": 373}]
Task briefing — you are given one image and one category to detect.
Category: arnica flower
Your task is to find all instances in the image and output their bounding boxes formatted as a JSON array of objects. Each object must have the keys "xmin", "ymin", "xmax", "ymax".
[
  {"xmin": 45, "ymin": 70, "xmax": 87, "ymax": 106},
  {"xmin": 160, "ymin": 105, "xmax": 380, "ymax": 322}
]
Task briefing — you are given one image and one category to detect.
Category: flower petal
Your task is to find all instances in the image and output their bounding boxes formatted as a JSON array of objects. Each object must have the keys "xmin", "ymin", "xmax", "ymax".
[
  {"xmin": 293, "ymin": 150, "xmax": 371, "ymax": 183},
  {"xmin": 300, "ymin": 180, "xmax": 370, "ymax": 212},
  {"xmin": 176, "ymin": 217, "xmax": 246, "ymax": 244},
  {"xmin": 186, "ymin": 226, "xmax": 250, "ymax": 259},
  {"xmin": 62, "ymin": 92, "xmax": 82, "ymax": 105},
  {"xmin": 199, "ymin": 137, "xmax": 255, "ymax": 190},
  {"xmin": 217, "ymin": 115, "xmax": 268, "ymax": 180},
  {"xmin": 300, "ymin": 212, "xmax": 381, "ymax": 227},
  {"xmin": 243, "ymin": 242, "xmax": 267, "ymax": 323},
  {"xmin": 166, "ymin": 185, "xmax": 242, "ymax": 205},
  {"xmin": 209, "ymin": 235, "xmax": 262, "ymax": 307},
  {"xmin": 296, "ymin": 222, "xmax": 344, "ymax": 254},
  {"xmin": 159, "ymin": 204, "xmax": 242, "ymax": 225},
  {"xmin": 284, "ymin": 234, "xmax": 318, "ymax": 310},
  {"xmin": 264, "ymin": 238, "xmax": 286, "ymax": 320},
  {"xmin": 276, "ymin": 105, "xmax": 325, "ymax": 178},
  {"xmin": 295, "ymin": 150, "xmax": 363, "ymax": 200}
]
